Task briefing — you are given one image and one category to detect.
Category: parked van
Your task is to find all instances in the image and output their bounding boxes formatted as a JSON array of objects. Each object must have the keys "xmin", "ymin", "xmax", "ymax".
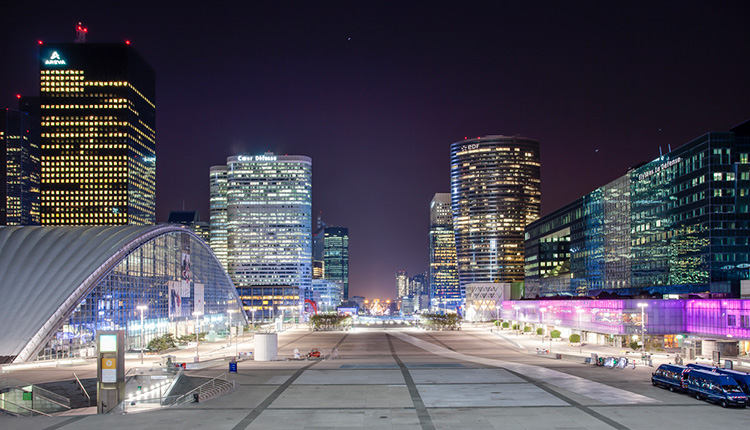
[
  {"xmin": 714, "ymin": 369, "xmax": 750, "ymax": 395},
  {"xmin": 651, "ymin": 364, "xmax": 689, "ymax": 392},
  {"xmin": 685, "ymin": 369, "xmax": 748, "ymax": 408},
  {"xmin": 686, "ymin": 363, "xmax": 718, "ymax": 373},
  {"xmin": 685, "ymin": 363, "xmax": 750, "ymax": 394}
]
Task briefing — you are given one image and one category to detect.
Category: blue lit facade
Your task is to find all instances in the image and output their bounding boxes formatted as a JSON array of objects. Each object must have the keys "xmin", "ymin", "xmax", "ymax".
[
  {"xmin": 0, "ymin": 225, "xmax": 244, "ymax": 363},
  {"xmin": 525, "ymin": 122, "xmax": 750, "ymax": 298}
]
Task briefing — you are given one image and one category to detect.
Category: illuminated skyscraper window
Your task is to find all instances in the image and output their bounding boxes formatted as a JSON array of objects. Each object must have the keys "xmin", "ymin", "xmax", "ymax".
[
  {"xmin": 1, "ymin": 108, "xmax": 40, "ymax": 225},
  {"xmin": 39, "ymin": 43, "xmax": 156, "ymax": 225},
  {"xmin": 450, "ymin": 136, "xmax": 541, "ymax": 289},
  {"xmin": 323, "ymin": 227, "xmax": 349, "ymax": 300}
]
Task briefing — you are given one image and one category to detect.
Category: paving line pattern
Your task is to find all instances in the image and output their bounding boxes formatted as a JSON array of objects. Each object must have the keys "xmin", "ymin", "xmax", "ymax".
[
  {"xmin": 391, "ymin": 331, "xmax": 656, "ymax": 405},
  {"xmin": 386, "ymin": 334, "xmax": 436, "ymax": 430}
]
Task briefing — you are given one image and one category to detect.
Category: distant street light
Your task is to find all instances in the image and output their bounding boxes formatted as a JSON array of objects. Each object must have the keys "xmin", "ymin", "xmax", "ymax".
[
  {"xmin": 227, "ymin": 309, "xmax": 236, "ymax": 348},
  {"xmin": 136, "ymin": 305, "xmax": 148, "ymax": 365},
  {"xmin": 193, "ymin": 311, "xmax": 203, "ymax": 362},
  {"xmin": 638, "ymin": 303, "xmax": 648, "ymax": 353}
]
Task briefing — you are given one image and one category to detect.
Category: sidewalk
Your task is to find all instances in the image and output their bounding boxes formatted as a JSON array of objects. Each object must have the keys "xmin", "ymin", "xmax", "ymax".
[{"xmin": 484, "ymin": 325, "xmax": 750, "ymax": 371}]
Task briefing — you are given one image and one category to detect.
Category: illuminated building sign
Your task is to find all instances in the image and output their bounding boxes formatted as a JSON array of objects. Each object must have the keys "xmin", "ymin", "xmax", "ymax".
[
  {"xmin": 238, "ymin": 155, "xmax": 278, "ymax": 162},
  {"xmin": 460, "ymin": 143, "xmax": 480, "ymax": 152},
  {"xmin": 44, "ymin": 51, "xmax": 67, "ymax": 66},
  {"xmin": 638, "ymin": 156, "xmax": 682, "ymax": 181}
]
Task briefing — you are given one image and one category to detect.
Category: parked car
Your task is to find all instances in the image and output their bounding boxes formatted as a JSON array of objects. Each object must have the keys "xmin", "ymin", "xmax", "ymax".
[{"xmin": 652, "ymin": 363, "xmax": 689, "ymax": 392}]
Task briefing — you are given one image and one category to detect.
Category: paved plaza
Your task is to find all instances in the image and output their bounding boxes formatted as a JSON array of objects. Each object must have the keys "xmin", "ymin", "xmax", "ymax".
[{"xmin": 2, "ymin": 326, "xmax": 749, "ymax": 429}]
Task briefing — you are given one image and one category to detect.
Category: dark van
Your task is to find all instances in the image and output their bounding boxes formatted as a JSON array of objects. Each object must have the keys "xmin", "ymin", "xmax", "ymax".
[
  {"xmin": 714, "ymin": 369, "xmax": 750, "ymax": 395},
  {"xmin": 685, "ymin": 369, "xmax": 748, "ymax": 408},
  {"xmin": 651, "ymin": 364, "xmax": 688, "ymax": 392},
  {"xmin": 686, "ymin": 363, "xmax": 717, "ymax": 373}
]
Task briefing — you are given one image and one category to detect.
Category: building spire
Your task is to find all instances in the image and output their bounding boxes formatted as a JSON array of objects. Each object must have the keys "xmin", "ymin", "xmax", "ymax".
[{"xmin": 75, "ymin": 22, "xmax": 88, "ymax": 43}]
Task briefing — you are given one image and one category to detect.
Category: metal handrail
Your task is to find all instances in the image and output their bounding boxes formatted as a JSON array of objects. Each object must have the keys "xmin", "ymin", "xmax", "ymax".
[
  {"xmin": 73, "ymin": 372, "xmax": 91, "ymax": 407},
  {"xmin": 0, "ymin": 398, "xmax": 53, "ymax": 417},
  {"xmin": 173, "ymin": 373, "xmax": 231, "ymax": 404}
]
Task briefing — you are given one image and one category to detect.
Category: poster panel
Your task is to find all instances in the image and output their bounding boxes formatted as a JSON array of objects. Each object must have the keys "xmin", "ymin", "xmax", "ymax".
[{"xmin": 194, "ymin": 283, "xmax": 204, "ymax": 315}]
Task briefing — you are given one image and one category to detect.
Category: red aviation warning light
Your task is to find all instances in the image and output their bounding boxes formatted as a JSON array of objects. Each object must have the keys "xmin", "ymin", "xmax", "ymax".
[
  {"xmin": 75, "ymin": 22, "xmax": 88, "ymax": 43},
  {"xmin": 38, "ymin": 40, "xmax": 43, "ymax": 45},
  {"xmin": 125, "ymin": 40, "xmax": 131, "ymax": 45}
]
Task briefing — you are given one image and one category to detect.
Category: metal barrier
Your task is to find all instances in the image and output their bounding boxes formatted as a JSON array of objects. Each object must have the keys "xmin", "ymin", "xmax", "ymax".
[
  {"xmin": 73, "ymin": 372, "xmax": 91, "ymax": 407},
  {"xmin": 171, "ymin": 373, "xmax": 235, "ymax": 405}
]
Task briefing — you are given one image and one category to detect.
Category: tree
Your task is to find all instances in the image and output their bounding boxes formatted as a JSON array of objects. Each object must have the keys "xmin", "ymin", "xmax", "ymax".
[
  {"xmin": 569, "ymin": 333, "xmax": 581, "ymax": 343},
  {"xmin": 536, "ymin": 327, "xmax": 544, "ymax": 336},
  {"xmin": 147, "ymin": 333, "xmax": 176, "ymax": 353},
  {"xmin": 550, "ymin": 330, "xmax": 561, "ymax": 339},
  {"xmin": 502, "ymin": 322, "xmax": 510, "ymax": 329},
  {"xmin": 309, "ymin": 314, "xmax": 352, "ymax": 331}
]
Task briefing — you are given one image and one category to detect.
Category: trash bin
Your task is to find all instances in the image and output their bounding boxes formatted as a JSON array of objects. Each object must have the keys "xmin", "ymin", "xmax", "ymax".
[{"xmin": 193, "ymin": 393, "xmax": 199, "ymax": 403}]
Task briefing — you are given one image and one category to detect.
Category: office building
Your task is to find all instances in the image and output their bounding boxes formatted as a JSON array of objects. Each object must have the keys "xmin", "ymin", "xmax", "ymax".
[
  {"xmin": 39, "ymin": 42, "xmax": 156, "ymax": 225},
  {"xmin": 450, "ymin": 136, "xmax": 541, "ymax": 288},
  {"xmin": 209, "ymin": 166, "xmax": 228, "ymax": 269},
  {"xmin": 525, "ymin": 121, "xmax": 750, "ymax": 298},
  {"xmin": 323, "ymin": 226, "xmax": 349, "ymax": 300},
  {"xmin": 396, "ymin": 270, "xmax": 408, "ymax": 298},
  {"xmin": 211, "ymin": 154, "xmax": 312, "ymax": 317},
  {"xmin": 1, "ymin": 108, "xmax": 40, "ymax": 225},
  {"xmin": 429, "ymin": 193, "xmax": 459, "ymax": 310},
  {"xmin": 168, "ymin": 210, "xmax": 210, "ymax": 242},
  {"xmin": 311, "ymin": 279, "xmax": 343, "ymax": 311}
]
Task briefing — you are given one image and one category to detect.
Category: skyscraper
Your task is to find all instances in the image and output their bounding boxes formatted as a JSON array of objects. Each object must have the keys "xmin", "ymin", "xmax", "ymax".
[
  {"xmin": 39, "ymin": 42, "xmax": 156, "ymax": 225},
  {"xmin": 429, "ymin": 193, "xmax": 459, "ymax": 310},
  {"xmin": 323, "ymin": 226, "xmax": 349, "ymax": 300},
  {"xmin": 396, "ymin": 270, "xmax": 408, "ymax": 298},
  {"xmin": 1, "ymin": 108, "xmax": 40, "ymax": 225},
  {"xmin": 450, "ymin": 135, "xmax": 541, "ymax": 289},
  {"xmin": 209, "ymin": 166, "xmax": 228, "ymax": 269},
  {"xmin": 211, "ymin": 154, "xmax": 313, "ymax": 294}
]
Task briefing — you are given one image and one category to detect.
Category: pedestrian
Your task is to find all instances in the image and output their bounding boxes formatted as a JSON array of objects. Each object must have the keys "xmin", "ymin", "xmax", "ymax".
[
  {"xmin": 632, "ymin": 360, "xmax": 636, "ymax": 370},
  {"xmin": 332, "ymin": 346, "xmax": 339, "ymax": 359},
  {"xmin": 294, "ymin": 347, "xmax": 300, "ymax": 359}
]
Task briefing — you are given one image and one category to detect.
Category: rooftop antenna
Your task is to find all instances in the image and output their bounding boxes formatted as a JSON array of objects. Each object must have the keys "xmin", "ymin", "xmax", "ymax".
[
  {"xmin": 75, "ymin": 22, "xmax": 88, "ymax": 43},
  {"xmin": 668, "ymin": 144, "xmax": 672, "ymax": 152},
  {"xmin": 659, "ymin": 146, "xmax": 663, "ymax": 157}
]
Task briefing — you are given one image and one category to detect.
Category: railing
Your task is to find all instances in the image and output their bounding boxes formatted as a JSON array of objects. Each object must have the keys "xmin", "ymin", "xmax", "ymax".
[
  {"xmin": 0, "ymin": 398, "xmax": 53, "ymax": 417},
  {"xmin": 170, "ymin": 373, "xmax": 235, "ymax": 405},
  {"xmin": 0, "ymin": 378, "xmax": 71, "ymax": 415},
  {"xmin": 73, "ymin": 372, "xmax": 91, "ymax": 407}
]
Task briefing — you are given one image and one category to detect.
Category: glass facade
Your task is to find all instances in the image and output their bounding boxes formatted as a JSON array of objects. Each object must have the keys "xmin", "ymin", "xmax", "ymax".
[
  {"xmin": 211, "ymin": 154, "xmax": 312, "ymax": 316},
  {"xmin": 1, "ymin": 109, "xmax": 40, "ymax": 225},
  {"xmin": 36, "ymin": 230, "xmax": 243, "ymax": 361},
  {"xmin": 236, "ymin": 285, "xmax": 301, "ymax": 322},
  {"xmin": 526, "ymin": 123, "xmax": 750, "ymax": 298},
  {"xmin": 429, "ymin": 193, "xmax": 460, "ymax": 310},
  {"xmin": 209, "ymin": 166, "xmax": 228, "ymax": 269},
  {"xmin": 39, "ymin": 44, "xmax": 156, "ymax": 226},
  {"xmin": 501, "ymin": 299, "xmax": 750, "ymax": 341},
  {"xmin": 323, "ymin": 227, "xmax": 349, "ymax": 300},
  {"xmin": 451, "ymin": 136, "xmax": 541, "ymax": 289}
]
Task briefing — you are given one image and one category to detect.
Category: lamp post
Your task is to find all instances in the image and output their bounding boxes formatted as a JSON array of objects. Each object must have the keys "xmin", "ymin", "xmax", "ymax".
[
  {"xmin": 136, "ymin": 305, "xmax": 148, "ymax": 365},
  {"xmin": 539, "ymin": 307, "xmax": 547, "ymax": 345},
  {"xmin": 193, "ymin": 311, "xmax": 203, "ymax": 362},
  {"xmin": 638, "ymin": 303, "xmax": 648, "ymax": 353},
  {"xmin": 227, "ymin": 309, "xmax": 236, "ymax": 348},
  {"xmin": 576, "ymin": 307, "xmax": 585, "ymax": 353}
]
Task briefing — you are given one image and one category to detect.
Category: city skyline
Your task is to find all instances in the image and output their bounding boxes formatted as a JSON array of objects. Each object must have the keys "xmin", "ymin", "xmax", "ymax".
[{"xmin": 1, "ymin": 2, "xmax": 749, "ymax": 298}]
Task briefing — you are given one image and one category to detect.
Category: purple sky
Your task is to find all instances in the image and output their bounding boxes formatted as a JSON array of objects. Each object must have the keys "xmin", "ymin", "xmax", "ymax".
[{"xmin": 2, "ymin": 2, "xmax": 749, "ymax": 299}]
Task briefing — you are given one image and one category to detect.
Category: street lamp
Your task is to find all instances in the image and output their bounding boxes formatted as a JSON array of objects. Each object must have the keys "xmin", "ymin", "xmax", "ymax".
[
  {"xmin": 637, "ymin": 303, "xmax": 648, "ymax": 353},
  {"xmin": 136, "ymin": 305, "xmax": 148, "ymax": 365},
  {"xmin": 193, "ymin": 311, "xmax": 203, "ymax": 362},
  {"xmin": 575, "ymin": 307, "xmax": 585, "ymax": 353},
  {"xmin": 227, "ymin": 309, "xmax": 236, "ymax": 348},
  {"xmin": 539, "ymin": 307, "xmax": 547, "ymax": 344}
]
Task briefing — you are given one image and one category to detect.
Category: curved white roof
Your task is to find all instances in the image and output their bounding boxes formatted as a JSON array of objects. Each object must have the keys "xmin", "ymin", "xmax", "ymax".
[{"xmin": 0, "ymin": 225, "xmax": 205, "ymax": 362}]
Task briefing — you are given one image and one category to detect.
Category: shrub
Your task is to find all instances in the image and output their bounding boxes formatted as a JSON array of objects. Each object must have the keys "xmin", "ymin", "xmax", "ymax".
[
  {"xmin": 502, "ymin": 322, "xmax": 510, "ymax": 328},
  {"xmin": 569, "ymin": 333, "xmax": 581, "ymax": 343},
  {"xmin": 495, "ymin": 320, "xmax": 501, "ymax": 326},
  {"xmin": 550, "ymin": 330, "xmax": 561, "ymax": 339},
  {"xmin": 512, "ymin": 324, "xmax": 518, "ymax": 330},
  {"xmin": 629, "ymin": 341, "xmax": 640, "ymax": 351},
  {"xmin": 523, "ymin": 326, "xmax": 531, "ymax": 333},
  {"xmin": 536, "ymin": 328, "xmax": 544, "ymax": 335},
  {"xmin": 147, "ymin": 333, "xmax": 176, "ymax": 353}
]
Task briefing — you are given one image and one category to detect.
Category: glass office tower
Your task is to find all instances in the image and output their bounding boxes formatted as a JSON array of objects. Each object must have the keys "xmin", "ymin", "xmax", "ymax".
[
  {"xmin": 525, "ymin": 121, "xmax": 750, "ymax": 298},
  {"xmin": 1, "ymin": 109, "xmax": 40, "ymax": 225},
  {"xmin": 323, "ymin": 227, "xmax": 349, "ymax": 300},
  {"xmin": 450, "ymin": 136, "xmax": 541, "ymax": 289},
  {"xmin": 211, "ymin": 154, "xmax": 312, "ymax": 318},
  {"xmin": 209, "ymin": 166, "xmax": 228, "ymax": 269},
  {"xmin": 39, "ymin": 43, "xmax": 156, "ymax": 225},
  {"xmin": 429, "ymin": 193, "xmax": 460, "ymax": 310}
]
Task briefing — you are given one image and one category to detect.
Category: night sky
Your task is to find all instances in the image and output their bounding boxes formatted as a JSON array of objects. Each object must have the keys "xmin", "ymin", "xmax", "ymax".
[{"xmin": 2, "ymin": 2, "xmax": 749, "ymax": 299}]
